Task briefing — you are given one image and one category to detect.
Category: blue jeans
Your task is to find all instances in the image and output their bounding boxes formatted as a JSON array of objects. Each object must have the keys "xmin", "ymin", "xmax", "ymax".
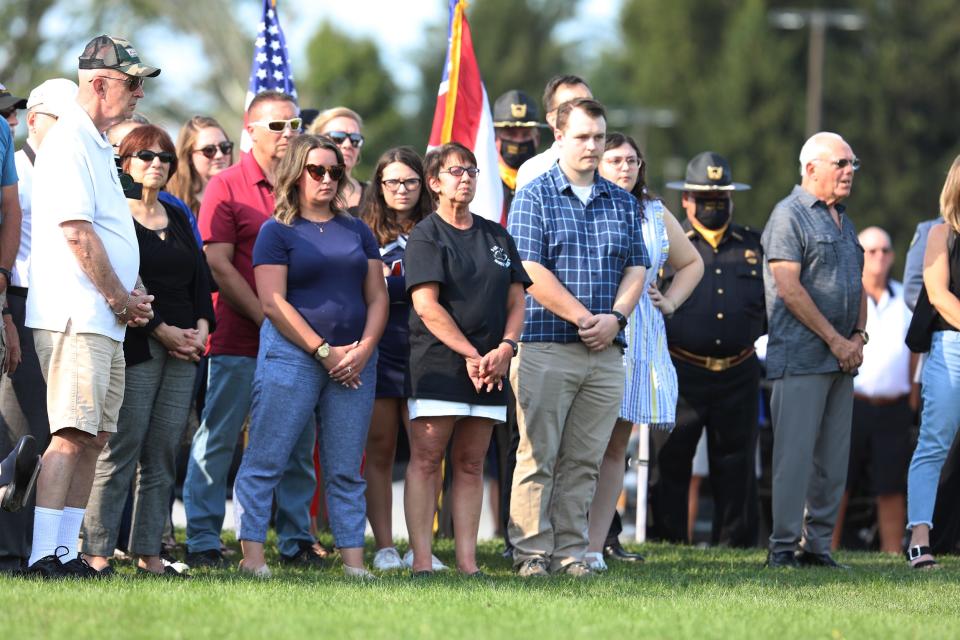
[
  {"xmin": 908, "ymin": 331, "xmax": 960, "ymax": 529},
  {"xmin": 234, "ymin": 320, "xmax": 376, "ymax": 549},
  {"xmin": 183, "ymin": 353, "xmax": 316, "ymax": 556}
]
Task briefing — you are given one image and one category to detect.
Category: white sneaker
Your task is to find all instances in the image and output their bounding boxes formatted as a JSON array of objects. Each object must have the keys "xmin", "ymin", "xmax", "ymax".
[
  {"xmin": 373, "ymin": 547, "xmax": 404, "ymax": 571},
  {"xmin": 403, "ymin": 549, "xmax": 448, "ymax": 571},
  {"xmin": 584, "ymin": 552, "xmax": 608, "ymax": 572},
  {"xmin": 238, "ymin": 561, "xmax": 271, "ymax": 579},
  {"xmin": 343, "ymin": 564, "xmax": 377, "ymax": 580}
]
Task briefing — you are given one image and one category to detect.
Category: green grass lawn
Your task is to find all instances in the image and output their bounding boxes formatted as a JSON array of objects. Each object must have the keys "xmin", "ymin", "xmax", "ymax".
[{"xmin": 2, "ymin": 538, "xmax": 958, "ymax": 639}]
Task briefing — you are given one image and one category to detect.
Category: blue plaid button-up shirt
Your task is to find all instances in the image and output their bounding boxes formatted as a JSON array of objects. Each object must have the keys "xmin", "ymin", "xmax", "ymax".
[{"xmin": 507, "ymin": 162, "xmax": 650, "ymax": 345}]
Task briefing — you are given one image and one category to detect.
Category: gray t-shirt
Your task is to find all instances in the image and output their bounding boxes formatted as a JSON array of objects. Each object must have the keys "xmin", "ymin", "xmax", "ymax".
[{"xmin": 761, "ymin": 185, "xmax": 864, "ymax": 379}]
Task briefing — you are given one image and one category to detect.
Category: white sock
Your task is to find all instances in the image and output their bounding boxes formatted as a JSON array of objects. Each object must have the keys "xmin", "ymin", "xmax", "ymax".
[
  {"xmin": 56, "ymin": 506, "xmax": 86, "ymax": 560},
  {"xmin": 28, "ymin": 506, "xmax": 63, "ymax": 566}
]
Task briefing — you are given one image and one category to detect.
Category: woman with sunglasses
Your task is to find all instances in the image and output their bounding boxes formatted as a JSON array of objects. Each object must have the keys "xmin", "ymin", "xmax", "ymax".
[
  {"xmin": 584, "ymin": 133, "xmax": 703, "ymax": 571},
  {"xmin": 403, "ymin": 142, "xmax": 530, "ymax": 576},
  {"xmin": 357, "ymin": 147, "xmax": 433, "ymax": 571},
  {"xmin": 233, "ymin": 135, "xmax": 388, "ymax": 579},
  {"xmin": 168, "ymin": 115, "xmax": 234, "ymax": 217},
  {"xmin": 308, "ymin": 107, "xmax": 366, "ymax": 212},
  {"xmin": 80, "ymin": 125, "xmax": 215, "ymax": 577}
]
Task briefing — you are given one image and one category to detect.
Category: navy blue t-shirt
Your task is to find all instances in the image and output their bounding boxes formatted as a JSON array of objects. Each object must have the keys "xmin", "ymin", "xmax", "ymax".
[{"xmin": 253, "ymin": 215, "xmax": 380, "ymax": 346}]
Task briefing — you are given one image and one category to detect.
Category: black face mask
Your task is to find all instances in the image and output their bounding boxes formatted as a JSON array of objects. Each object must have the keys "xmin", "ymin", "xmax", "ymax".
[
  {"xmin": 500, "ymin": 138, "xmax": 537, "ymax": 169},
  {"xmin": 694, "ymin": 196, "xmax": 732, "ymax": 230}
]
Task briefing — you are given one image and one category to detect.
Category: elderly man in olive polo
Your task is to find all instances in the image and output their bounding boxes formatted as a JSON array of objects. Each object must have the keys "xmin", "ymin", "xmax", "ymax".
[{"xmin": 762, "ymin": 132, "xmax": 866, "ymax": 569}]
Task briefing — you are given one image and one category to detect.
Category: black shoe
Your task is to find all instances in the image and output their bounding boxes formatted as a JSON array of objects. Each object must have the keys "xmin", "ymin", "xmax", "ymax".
[
  {"xmin": 0, "ymin": 555, "xmax": 25, "ymax": 574},
  {"xmin": 765, "ymin": 550, "xmax": 799, "ymax": 569},
  {"xmin": 0, "ymin": 435, "xmax": 41, "ymax": 513},
  {"xmin": 23, "ymin": 552, "xmax": 66, "ymax": 579},
  {"xmin": 796, "ymin": 550, "xmax": 849, "ymax": 570},
  {"xmin": 279, "ymin": 541, "xmax": 327, "ymax": 567},
  {"xmin": 60, "ymin": 555, "xmax": 101, "ymax": 579},
  {"xmin": 185, "ymin": 548, "xmax": 227, "ymax": 568},
  {"xmin": 603, "ymin": 541, "xmax": 645, "ymax": 563}
]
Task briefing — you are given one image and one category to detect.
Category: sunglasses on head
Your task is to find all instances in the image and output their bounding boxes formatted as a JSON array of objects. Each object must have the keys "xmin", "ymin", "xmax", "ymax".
[
  {"xmin": 304, "ymin": 164, "xmax": 345, "ymax": 182},
  {"xmin": 127, "ymin": 150, "xmax": 175, "ymax": 164},
  {"xmin": 193, "ymin": 141, "xmax": 234, "ymax": 159},
  {"xmin": 325, "ymin": 131, "xmax": 364, "ymax": 148},
  {"xmin": 94, "ymin": 74, "xmax": 144, "ymax": 93},
  {"xmin": 251, "ymin": 118, "xmax": 302, "ymax": 133},
  {"xmin": 440, "ymin": 165, "xmax": 479, "ymax": 178}
]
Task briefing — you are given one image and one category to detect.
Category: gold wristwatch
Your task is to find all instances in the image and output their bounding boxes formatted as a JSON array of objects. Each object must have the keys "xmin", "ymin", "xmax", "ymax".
[
  {"xmin": 314, "ymin": 342, "xmax": 330, "ymax": 360},
  {"xmin": 852, "ymin": 329, "xmax": 869, "ymax": 345}
]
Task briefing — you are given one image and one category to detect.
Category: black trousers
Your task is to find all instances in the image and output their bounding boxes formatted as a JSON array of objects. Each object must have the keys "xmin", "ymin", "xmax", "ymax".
[
  {"xmin": 0, "ymin": 292, "xmax": 51, "ymax": 563},
  {"xmin": 649, "ymin": 356, "xmax": 760, "ymax": 547}
]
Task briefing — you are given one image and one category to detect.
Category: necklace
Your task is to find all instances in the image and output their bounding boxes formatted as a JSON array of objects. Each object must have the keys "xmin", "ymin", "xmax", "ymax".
[{"xmin": 308, "ymin": 217, "xmax": 334, "ymax": 233}]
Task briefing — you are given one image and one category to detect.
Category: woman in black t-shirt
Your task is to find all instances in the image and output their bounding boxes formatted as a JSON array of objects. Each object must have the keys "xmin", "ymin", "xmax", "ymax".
[{"xmin": 404, "ymin": 142, "xmax": 530, "ymax": 576}]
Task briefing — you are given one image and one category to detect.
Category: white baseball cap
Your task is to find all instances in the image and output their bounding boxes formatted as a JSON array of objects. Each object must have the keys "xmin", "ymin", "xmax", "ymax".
[{"xmin": 26, "ymin": 78, "xmax": 78, "ymax": 118}]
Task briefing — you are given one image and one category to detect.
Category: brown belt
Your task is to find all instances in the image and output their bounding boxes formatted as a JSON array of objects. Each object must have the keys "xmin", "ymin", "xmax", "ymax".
[
  {"xmin": 669, "ymin": 346, "xmax": 756, "ymax": 372},
  {"xmin": 853, "ymin": 393, "xmax": 909, "ymax": 407}
]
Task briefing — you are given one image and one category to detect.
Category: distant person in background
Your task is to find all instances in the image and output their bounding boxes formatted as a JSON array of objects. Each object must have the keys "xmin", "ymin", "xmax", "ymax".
[
  {"xmin": 905, "ymin": 156, "xmax": 960, "ymax": 569},
  {"xmin": 763, "ymin": 132, "xmax": 865, "ymax": 570},
  {"xmin": 168, "ymin": 115, "xmax": 234, "ymax": 217},
  {"xmin": 0, "ymin": 77, "xmax": 76, "ymax": 573},
  {"xmin": 831, "ymin": 226, "xmax": 911, "ymax": 554},
  {"xmin": 308, "ymin": 107, "xmax": 365, "ymax": 210},
  {"xmin": 493, "ymin": 89, "xmax": 541, "ymax": 224},
  {"xmin": 585, "ymin": 133, "xmax": 702, "ymax": 570},
  {"xmin": 0, "ymin": 83, "xmax": 27, "ymax": 131},
  {"xmin": 359, "ymin": 147, "xmax": 432, "ymax": 571}
]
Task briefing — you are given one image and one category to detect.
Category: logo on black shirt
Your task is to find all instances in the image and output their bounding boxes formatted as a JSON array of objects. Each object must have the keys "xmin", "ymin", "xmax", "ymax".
[{"xmin": 490, "ymin": 245, "xmax": 511, "ymax": 268}]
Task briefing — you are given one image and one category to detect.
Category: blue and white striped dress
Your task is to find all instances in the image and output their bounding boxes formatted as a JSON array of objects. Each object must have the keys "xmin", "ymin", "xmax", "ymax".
[{"xmin": 620, "ymin": 199, "xmax": 677, "ymax": 429}]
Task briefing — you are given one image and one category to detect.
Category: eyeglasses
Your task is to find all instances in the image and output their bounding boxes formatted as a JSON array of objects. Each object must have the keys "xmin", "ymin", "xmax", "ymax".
[
  {"xmin": 865, "ymin": 247, "xmax": 892, "ymax": 255},
  {"xmin": 304, "ymin": 164, "xmax": 345, "ymax": 182},
  {"xmin": 126, "ymin": 150, "xmax": 175, "ymax": 164},
  {"xmin": 325, "ymin": 131, "xmax": 365, "ymax": 149},
  {"xmin": 193, "ymin": 141, "xmax": 234, "ymax": 159},
  {"xmin": 381, "ymin": 178, "xmax": 422, "ymax": 192},
  {"xmin": 819, "ymin": 157, "xmax": 861, "ymax": 171},
  {"xmin": 33, "ymin": 111, "xmax": 58, "ymax": 120},
  {"xmin": 93, "ymin": 75, "xmax": 144, "ymax": 93},
  {"xmin": 440, "ymin": 166, "xmax": 479, "ymax": 178},
  {"xmin": 603, "ymin": 156, "xmax": 640, "ymax": 167},
  {"xmin": 250, "ymin": 118, "xmax": 302, "ymax": 133}
]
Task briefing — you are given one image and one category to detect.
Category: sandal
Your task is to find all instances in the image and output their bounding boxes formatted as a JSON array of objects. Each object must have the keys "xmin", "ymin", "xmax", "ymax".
[{"xmin": 906, "ymin": 545, "xmax": 939, "ymax": 570}]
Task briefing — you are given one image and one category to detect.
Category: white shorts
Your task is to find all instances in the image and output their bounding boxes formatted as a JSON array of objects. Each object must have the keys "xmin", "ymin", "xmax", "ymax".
[{"xmin": 407, "ymin": 398, "xmax": 507, "ymax": 423}]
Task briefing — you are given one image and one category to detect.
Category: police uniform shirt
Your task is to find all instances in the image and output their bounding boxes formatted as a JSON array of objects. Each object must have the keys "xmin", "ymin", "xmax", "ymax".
[{"xmin": 662, "ymin": 220, "xmax": 766, "ymax": 357}]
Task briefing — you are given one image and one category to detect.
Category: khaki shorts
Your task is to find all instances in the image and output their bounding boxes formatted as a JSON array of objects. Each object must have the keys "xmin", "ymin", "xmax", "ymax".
[{"xmin": 33, "ymin": 325, "xmax": 125, "ymax": 436}]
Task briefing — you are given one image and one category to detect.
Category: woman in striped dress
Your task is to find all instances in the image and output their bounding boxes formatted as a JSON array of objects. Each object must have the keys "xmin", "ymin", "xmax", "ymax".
[{"xmin": 584, "ymin": 133, "xmax": 704, "ymax": 570}]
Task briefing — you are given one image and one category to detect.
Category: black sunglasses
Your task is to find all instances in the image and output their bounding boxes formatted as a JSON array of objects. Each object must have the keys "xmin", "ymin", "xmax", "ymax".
[
  {"xmin": 194, "ymin": 141, "xmax": 234, "ymax": 159},
  {"xmin": 304, "ymin": 164, "xmax": 345, "ymax": 182},
  {"xmin": 127, "ymin": 150, "xmax": 175, "ymax": 164},
  {"xmin": 325, "ymin": 131, "xmax": 364, "ymax": 148},
  {"xmin": 94, "ymin": 75, "xmax": 144, "ymax": 93}
]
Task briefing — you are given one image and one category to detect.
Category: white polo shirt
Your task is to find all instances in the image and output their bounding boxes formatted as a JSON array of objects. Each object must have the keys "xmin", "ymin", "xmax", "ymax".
[
  {"xmin": 25, "ymin": 101, "xmax": 139, "ymax": 342},
  {"xmin": 515, "ymin": 142, "xmax": 559, "ymax": 191},
  {"xmin": 14, "ymin": 146, "xmax": 34, "ymax": 288},
  {"xmin": 854, "ymin": 280, "xmax": 913, "ymax": 398}
]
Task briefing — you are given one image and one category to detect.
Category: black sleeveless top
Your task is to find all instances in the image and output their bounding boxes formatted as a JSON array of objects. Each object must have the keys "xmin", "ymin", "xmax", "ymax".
[{"xmin": 932, "ymin": 227, "xmax": 960, "ymax": 332}]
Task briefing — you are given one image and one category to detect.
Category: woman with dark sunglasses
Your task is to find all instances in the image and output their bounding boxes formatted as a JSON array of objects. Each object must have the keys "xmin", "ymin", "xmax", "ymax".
[
  {"xmin": 233, "ymin": 134, "xmax": 388, "ymax": 579},
  {"xmin": 308, "ymin": 107, "xmax": 366, "ymax": 212},
  {"xmin": 168, "ymin": 116, "xmax": 234, "ymax": 217},
  {"xmin": 80, "ymin": 125, "xmax": 215, "ymax": 577}
]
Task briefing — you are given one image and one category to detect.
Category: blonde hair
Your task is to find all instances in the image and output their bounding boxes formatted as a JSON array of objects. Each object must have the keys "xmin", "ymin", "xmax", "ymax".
[
  {"xmin": 941, "ymin": 155, "xmax": 960, "ymax": 233},
  {"xmin": 307, "ymin": 106, "xmax": 363, "ymax": 136},
  {"xmin": 167, "ymin": 116, "xmax": 230, "ymax": 214},
  {"xmin": 273, "ymin": 135, "xmax": 348, "ymax": 226}
]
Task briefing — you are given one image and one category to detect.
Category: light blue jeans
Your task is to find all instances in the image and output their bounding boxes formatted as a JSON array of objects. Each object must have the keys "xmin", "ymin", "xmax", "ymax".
[
  {"xmin": 907, "ymin": 331, "xmax": 960, "ymax": 529},
  {"xmin": 183, "ymin": 353, "xmax": 316, "ymax": 556},
  {"xmin": 234, "ymin": 320, "xmax": 377, "ymax": 549}
]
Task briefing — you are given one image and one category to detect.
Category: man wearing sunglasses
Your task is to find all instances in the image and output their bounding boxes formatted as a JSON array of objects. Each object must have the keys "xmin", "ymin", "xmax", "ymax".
[
  {"xmin": 0, "ymin": 78, "xmax": 77, "ymax": 573},
  {"xmin": 0, "ymin": 83, "xmax": 27, "ymax": 133},
  {"xmin": 22, "ymin": 35, "xmax": 159, "ymax": 578},
  {"xmin": 184, "ymin": 90, "xmax": 321, "ymax": 568},
  {"xmin": 762, "ymin": 131, "xmax": 866, "ymax": 570}
]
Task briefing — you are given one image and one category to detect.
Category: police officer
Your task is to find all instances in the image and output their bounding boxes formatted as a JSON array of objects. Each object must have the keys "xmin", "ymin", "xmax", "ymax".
[
  {"xmin": 493, "ymin": 90, "xmax": 541, "ymax": 225},
  {"xmin": 650, "ymin": 152, "xmax": 764, "ymax": 547}
]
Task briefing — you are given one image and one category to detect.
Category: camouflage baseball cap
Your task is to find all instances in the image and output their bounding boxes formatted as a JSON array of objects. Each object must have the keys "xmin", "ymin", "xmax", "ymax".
[{"xmin": 78, "ymin": 35, "xmax": 160, "ymax": 78}]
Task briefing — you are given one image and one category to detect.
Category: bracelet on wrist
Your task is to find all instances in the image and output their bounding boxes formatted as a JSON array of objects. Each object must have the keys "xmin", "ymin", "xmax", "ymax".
[
  {"xmin": 500, "ymin": 339, "xmax": 518, "ymax": 357},
  {"xmin": 113, "ymin": 293, "xmax": 130, "ymax": 318}
]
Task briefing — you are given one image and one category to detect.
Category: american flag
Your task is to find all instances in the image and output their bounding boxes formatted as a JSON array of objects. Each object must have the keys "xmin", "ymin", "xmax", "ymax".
[{"xmin": 240, "ymin": 0, "xmax": 298, "ymax": 151}]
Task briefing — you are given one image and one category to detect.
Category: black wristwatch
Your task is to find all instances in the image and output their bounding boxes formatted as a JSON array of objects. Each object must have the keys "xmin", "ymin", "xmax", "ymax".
[
  {"xmin": 0, "ymin": 267, "xmax": 10, "ymax": 286},
  {"xmin": 500, "ymin": 339, "xmax": 518, "ymax": 357},
  {"xmin": 611, "ymin": 310, "xmax": 628, "ymax": 331}
]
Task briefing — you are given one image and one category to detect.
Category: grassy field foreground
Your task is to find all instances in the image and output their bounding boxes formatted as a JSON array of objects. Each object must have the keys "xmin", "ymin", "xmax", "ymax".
[{"xmin": 2, "ymin": 539, "xmax": 958, "ymax": 639}]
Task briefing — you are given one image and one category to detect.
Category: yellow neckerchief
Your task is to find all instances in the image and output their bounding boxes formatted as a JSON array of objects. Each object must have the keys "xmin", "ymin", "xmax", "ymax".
[
  {"xmin": 690, "ymin": 217, "xmax": 730, "ymax": 250},
  {"xmin": 499, "ymin": 160, "xmax": 518, "ymax": 192}
]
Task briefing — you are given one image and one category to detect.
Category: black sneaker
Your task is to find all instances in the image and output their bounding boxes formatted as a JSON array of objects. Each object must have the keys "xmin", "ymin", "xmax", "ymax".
[
  {"xmin": 60, "ymin": 555, "xmax": 100, "ymax": 579},
  {"xmin": 23, "ymin": 552, "xmax": 66, "ymax": 579},
  {"xmin": 185, "ymin": 548, "xmax": 228, "ymax": 568},
  {"xmin": 279, "ymin": 541, "xmax": 327, "ymax": 567}
]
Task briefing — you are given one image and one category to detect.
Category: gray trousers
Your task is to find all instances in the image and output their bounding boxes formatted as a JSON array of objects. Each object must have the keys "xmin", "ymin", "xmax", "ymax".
[
  {"xmin": 769, "ymin": 371, "xmax": 853, "ymax": 553},
  {"xmin": 80, "ymin": 338, "xmax": 197, "ymax": 557},
  {"xmin": 0, "ymin": 291, "xmax": 49, "ymax": 562}
]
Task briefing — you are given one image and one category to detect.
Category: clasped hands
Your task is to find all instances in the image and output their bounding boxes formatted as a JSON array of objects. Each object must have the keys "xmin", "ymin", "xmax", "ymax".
[
  {"xmin": 325, "ymin": 340, "xmax": 374, "ymax": 390},
  {"xmin": 830, "ymin": 333, "xmax": 865, "ymax": 373},
  {"xmin": 577, "ymin": 313, "xmax": 620, "ymax": 351},
  {"xmin": 154, "ymin": 323, "xmax": 206, "ymax": 362},
  {"xmin": 465, "ymin": 342, "xmax": 514, "ymax": 393},
  {"xmin": 115, "ymin": 288, "xmax": 154, "ymax": 327}
]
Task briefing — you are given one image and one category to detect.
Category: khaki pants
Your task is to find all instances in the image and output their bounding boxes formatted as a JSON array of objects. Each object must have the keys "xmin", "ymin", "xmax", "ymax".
[{"xmin": 508, "ymin": 341, "xmax": 624, "ymax": 571}]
